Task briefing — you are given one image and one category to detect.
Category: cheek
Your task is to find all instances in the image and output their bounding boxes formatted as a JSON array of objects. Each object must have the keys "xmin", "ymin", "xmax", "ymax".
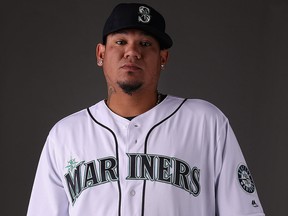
[
  {"xmin": 103, "ymin": 51, "xmax": 121, "ymax": 73},
  {"xmin": 105, "ymin": 46, "xmax": 123, "ymax": 58},
  {"xmin": 147, "ymin": 56, "xmax": 161, "ymax": 71}
]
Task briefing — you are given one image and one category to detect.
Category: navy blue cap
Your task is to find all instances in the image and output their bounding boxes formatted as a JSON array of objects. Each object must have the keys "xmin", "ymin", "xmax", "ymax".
[{"xmin": 102, "ymin": 3, "xmax": 173, "ymax": 49}]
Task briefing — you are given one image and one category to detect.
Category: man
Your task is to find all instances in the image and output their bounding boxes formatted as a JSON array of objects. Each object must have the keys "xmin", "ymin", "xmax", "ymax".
[{"xmin": 27, "ymin": 3, "xmax": 265, "ymax": 216}]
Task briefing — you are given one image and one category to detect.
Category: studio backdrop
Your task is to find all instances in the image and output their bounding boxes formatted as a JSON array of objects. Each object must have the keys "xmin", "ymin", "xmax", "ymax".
[{"xmin": 1, "ymin": 0, "xmax": 287, "ymax": 215}]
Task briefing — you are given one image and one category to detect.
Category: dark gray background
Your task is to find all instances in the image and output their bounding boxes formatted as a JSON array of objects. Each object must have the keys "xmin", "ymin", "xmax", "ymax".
[{"xmin": 1, "ymin": 0, "xmax": 287, "ymax": 215}]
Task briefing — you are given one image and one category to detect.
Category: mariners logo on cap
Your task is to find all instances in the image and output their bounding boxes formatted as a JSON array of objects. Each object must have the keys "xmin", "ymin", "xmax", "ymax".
[
  {"xmin": 138, "ymin": 6, "xmax": 151, "ymax": 23},
  {"xmin": 237, "ymin": 164, "xmax": 255, "ymax": 193}
]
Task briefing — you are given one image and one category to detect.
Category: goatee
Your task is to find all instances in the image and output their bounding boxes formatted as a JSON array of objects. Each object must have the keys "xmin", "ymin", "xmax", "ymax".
[{"xmin": 117, "ymin": 81, "xmax": 142, "ymax": 95}]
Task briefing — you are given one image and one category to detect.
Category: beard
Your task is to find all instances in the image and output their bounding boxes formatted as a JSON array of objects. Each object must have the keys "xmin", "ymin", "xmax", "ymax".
[{"xmin": 117, "ymin": 81, "xmax": 143, "ymax": 95}]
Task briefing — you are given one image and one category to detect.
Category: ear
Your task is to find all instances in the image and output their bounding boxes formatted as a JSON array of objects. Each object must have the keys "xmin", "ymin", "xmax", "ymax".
[
  {"xmin": 96, "ymin": 43, "xmax": 105, "ymax": 65},
  {"xmin": 160, "ymin": 49, "xmax": 169, "ymax": 65}
]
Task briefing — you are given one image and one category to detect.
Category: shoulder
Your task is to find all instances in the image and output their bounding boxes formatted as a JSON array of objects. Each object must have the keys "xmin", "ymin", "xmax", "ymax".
[
  {"xmin": 166, "ymin": 95, "xmax": 228, "ymax": 122},
  {"xmin": 48, "ymin": 101, "xmax": 104, "ymax": 136},
  {"xmin": 162, "ymin": 96, "xmax": 229, "ymax": 126},
  {"xmin": 186, "ymin": 98, "xmax": 224, "ymax": 116}
]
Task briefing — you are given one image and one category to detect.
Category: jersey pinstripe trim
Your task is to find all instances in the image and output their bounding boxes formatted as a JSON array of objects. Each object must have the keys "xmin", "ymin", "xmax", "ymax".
[
  {"xmin": 87, "ymin": 107, "xmax": 122, "ymax": 216},
  {"xmin": 141, "ymin": 98, "xmax": 188, "ymax": 216}
]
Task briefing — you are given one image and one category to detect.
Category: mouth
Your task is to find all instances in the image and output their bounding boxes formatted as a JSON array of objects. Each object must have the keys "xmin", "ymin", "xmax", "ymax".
[{"xmin": 120, "ymin": 63, "xmax": 142, "ymax": 72}]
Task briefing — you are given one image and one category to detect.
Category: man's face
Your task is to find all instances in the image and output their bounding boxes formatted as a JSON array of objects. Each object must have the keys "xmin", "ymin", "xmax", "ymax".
[{"xmin": 97, "ymin": 29, "xmax": 169, "ymax": 95}]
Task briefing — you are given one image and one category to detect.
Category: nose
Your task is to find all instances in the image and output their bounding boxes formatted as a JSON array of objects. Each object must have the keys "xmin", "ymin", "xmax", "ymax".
[{"xmin": 124, "ymin": 43, "xmax": 141, "ymax": 60}]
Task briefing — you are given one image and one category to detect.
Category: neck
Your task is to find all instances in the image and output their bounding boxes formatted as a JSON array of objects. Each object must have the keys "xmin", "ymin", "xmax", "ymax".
[{"xmin": 105, "ymin": 89, "xmax": 159, "ymax": 117}]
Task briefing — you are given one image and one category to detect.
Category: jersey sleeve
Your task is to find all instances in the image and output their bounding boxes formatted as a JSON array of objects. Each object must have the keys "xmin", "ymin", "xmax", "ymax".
[
  {"xmin": 215, "ymin": 119, "xmax": 265, "ymax": 216},
  {"xmin": 27, "ymin": 135, "xmax": 69, "ymax": 216}
]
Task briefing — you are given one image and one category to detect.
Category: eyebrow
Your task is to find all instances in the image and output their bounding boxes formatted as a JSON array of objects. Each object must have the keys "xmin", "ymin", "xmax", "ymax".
[
  {"xmin": 110, "ymin": 29, "xmax": 153, "ymax": 37},
  {"xmin": 107, "ymin": 29, "xmax": 161, "ymax": 49}
]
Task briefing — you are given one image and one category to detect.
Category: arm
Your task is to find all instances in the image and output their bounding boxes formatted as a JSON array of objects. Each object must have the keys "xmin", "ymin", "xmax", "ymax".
[
  {"xmin": 27, "ymin": 136, "xmax": 69, "ymax": 216},
  {"xmin": 215, "ymin": 120, "xmax": 265, "ymax": 216}
]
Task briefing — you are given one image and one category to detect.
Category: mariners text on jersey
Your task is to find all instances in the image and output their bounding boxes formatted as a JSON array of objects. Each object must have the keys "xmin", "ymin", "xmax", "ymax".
[{"xmin": 65, "ymin": 154, "xmax": 201, "ymax": 204}]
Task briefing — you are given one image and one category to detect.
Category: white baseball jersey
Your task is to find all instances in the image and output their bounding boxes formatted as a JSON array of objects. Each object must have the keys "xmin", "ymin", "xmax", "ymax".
[{"xmin": 27, "ymin": 95, "xmax": 265, "ymax": 216}]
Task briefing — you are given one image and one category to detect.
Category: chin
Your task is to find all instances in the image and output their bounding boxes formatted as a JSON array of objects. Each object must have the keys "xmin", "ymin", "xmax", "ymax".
[{"xmin": 117, "ymin": 81, "xmax": 143, "ymax": 95}]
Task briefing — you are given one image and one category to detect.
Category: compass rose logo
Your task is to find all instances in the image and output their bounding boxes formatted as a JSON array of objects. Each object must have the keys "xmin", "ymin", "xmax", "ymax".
[
  {"xmin": 237, "ymin": 164, "xmax": 255, "ymax": 193},
  {"xmin": 65, "ymin": 158, "xmax": 78, "ymax": 172}
]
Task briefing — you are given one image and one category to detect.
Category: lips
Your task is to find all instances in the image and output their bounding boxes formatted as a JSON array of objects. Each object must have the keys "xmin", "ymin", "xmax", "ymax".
[{"xmin": 120, "ymin": 63, "xmax": 142, "ymax": 72}]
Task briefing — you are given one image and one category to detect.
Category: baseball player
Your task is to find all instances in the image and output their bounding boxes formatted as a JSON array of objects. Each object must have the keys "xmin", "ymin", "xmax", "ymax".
[{"xmin": 27, "ymin": 3, "xmax": 265, "ymax": 216}]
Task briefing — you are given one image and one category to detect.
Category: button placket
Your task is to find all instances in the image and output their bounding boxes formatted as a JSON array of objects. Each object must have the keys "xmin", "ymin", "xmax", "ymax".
[
  {"xmin": 131, "ymin": 122, "xmax": 140, "ymax": 145},
  {"xmin": 123, "ymin": 121, "xmax": 145, "ymax": 215}
]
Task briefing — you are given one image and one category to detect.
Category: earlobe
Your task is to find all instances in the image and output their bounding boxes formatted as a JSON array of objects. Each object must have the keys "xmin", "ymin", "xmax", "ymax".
[{"xmin": 97, "ymin": 59, "xmax": 103, "ymax": 66}]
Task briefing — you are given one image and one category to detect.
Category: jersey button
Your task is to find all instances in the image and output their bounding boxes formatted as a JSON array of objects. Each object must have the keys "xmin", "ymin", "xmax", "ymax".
[{"xmin": 130, "ymin": 190, "xmax": 136, "ymax": 196}]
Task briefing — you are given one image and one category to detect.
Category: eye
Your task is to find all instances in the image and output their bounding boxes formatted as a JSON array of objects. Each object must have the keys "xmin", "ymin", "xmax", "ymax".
[
  {"xmin": 140, "ymin": 41, "xmax": 152, "ymax": 47},
  {"xmin": 115, "ymin": 40, "xmax": 127, "ymax": 45}
]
